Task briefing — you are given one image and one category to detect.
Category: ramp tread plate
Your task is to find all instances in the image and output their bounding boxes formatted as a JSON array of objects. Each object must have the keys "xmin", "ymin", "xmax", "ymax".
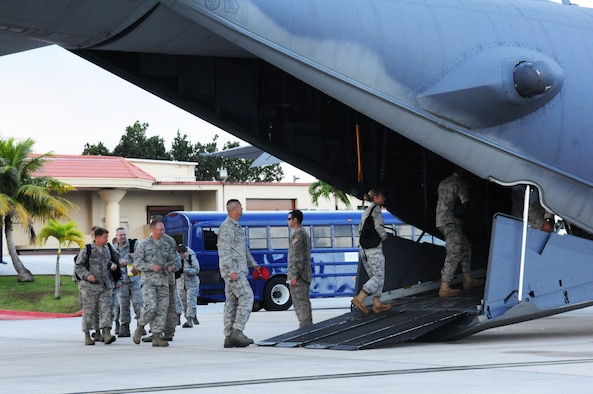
[{"xmin": 329, "ymin": 311, "xmax": 466, "ymax": 350}]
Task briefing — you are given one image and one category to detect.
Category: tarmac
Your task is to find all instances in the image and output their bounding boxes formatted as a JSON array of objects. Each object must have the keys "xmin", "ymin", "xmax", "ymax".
[{"xmin": 2, "ymin": 254, "xmax": 593, "ymax": 393}]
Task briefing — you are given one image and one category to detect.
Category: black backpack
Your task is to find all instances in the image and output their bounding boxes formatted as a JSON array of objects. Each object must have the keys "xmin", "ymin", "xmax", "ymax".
[
  {"xmin": 74, "ymin": 243, "xmax": 122, "ymax": 284},
  {"xmin": 359, "ymin": 205, "xmax": 382, "ymax": 249}
]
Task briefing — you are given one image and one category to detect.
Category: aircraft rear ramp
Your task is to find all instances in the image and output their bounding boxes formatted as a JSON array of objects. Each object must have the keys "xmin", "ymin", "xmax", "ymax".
[
  {"xmin": 258, "ymin": 288, "xmax": 483, "ymax": 350},
  {"xmin": 259, "ymin": 215, "xmax": 593, "ymax": 350}
]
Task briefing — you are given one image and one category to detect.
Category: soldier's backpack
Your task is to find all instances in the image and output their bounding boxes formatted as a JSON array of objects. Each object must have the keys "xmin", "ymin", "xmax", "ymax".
[
  {"xmin": 73, "ymin": 243, "xmax": 122, "ymax": 283},
  {"xmin": 359, "ymin": 205, "xmax": 381, "ymax": 249}
]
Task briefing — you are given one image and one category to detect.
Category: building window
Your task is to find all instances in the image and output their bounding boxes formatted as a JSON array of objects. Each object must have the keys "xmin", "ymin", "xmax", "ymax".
[{"xmin": 147, "ymin": 205, "xmax": 184, "ymax": 224}]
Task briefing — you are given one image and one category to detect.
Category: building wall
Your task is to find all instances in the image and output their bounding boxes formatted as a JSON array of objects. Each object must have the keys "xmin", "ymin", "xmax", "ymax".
[{"xmin": 9, "ymin": 182, "xmax": 362, "ymax": 252}]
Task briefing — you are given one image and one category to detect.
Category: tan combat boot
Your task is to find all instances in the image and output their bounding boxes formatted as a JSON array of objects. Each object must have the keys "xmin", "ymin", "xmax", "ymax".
[
  {"xmin": 84, "ymin": 331, "xmax": 95, "ymax": 346},
  {"xmin": 133, "ymin": 325, "xmax": 144, "ymax": 345},
  {"xmin": 102, "ymin": 327, "xmax": 116, "ymax": 345},
  {"xmin": 439, "ymin": 282, "xmax": 461, "ymax": 298},
  {"xmin": 463, "ymin": 274, "xmax": 485, "ymax": 290},
  {"xmin": 152, "ymin": 333, "xmax": 169, "ymax": 347},
  {"xmin": 372, "ymin": 297, "xmax": 392, "ymax": 313},
  {"xmin": 351, "ymin": 290, "xmax": 369, "ymax": 313},
  {"xmin": 229, "ymin": 329, "xmax": 251, "ymax": 347}
]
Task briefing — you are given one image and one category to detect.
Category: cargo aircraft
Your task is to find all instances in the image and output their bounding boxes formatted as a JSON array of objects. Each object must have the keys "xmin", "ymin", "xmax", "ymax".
[{"xmin": 1, "ymin": 0, "xmax": 593, "ymax": 348}]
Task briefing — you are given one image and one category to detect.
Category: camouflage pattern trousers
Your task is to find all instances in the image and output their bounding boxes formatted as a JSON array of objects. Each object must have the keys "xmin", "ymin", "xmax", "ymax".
[
  {"xmin": 178, "ymin": 285, "xmax": 198, "ymax": 319},
  {"xmin": 360, "ymin": 245, "xmax": 386, "ymax": 297},
  {"xmin": 118, "ymin": 280, "xmax": 143, "ymax": 324},
  {"xmin": 289, "ymin": 281, "xmax": 312, "ymax": 328},
  {"xmin": 79, "ymin": 287, "xmax": 113, "ymax": 332},
  {"xmin": 164, "ymin": 284, "xmax": 178, "ymax": 337},
  {"xmin": 138, "ymin": 283, "xmax": 169, "ymax": 334},
  {"xmin": 438, "ymin": 223, "xmax": 471, "ymax": 284},
  {"xmin": 223, "ymin": 277, "xmax": 254, "ymax": 337}
]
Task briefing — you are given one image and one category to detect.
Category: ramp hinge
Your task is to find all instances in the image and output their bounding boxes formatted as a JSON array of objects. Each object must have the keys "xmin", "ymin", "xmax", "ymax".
[{"xmin": 563, "ymin": 290, "xmax": 570, "ymax": 304}]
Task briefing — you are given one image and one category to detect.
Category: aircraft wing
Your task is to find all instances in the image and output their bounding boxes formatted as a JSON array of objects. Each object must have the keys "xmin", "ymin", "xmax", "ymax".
[
  {"xmin": 202, "ymin": 145, "xmax": 282, "ymax": 168},
  {"xmin": 1, "ymin": 0, "xmax": 593, "ymax": 244}
]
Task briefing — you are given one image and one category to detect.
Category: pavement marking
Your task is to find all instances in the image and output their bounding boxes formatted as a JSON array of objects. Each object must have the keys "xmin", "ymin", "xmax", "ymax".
[{"xmin": 70, "ymin": 358, "xmax": 593, "ymax": 393}]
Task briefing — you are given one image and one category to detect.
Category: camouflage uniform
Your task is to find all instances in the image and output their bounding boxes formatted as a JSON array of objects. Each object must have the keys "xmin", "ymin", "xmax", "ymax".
[
  {"xmin": 358, "ymin": 202, "xmax": 388, "ymax": 296},
  {"xmin": 511, "ymin": 185, "xmax": 546, "ymax": 230},
  {"xmin": 163, "ymin": 233, "xmax": 182, "ymax": 338},
  {"xmin": 218, "ymin": 216, "xmax": 259, "ymax": 337},
  {"xmin": 287, "ymin": 226, "xmax": 313, "ymax": 328},
  {"xmin": 176, "ymin": 247, "xmax": 200, "ymax": 321},
  {"xmin": 134, "ymin": 235, "xmax": 177, "ymax": 335},
  {"xmin": 436, "ymin": 172, "xmax": 472, "ymax": 283},
  {"xmin": 75, "ymin": 243, "xmax": 118, "ymax": 332},
  {"xmin": 116, "ymin": 240, "xmax": 142, "ymax": 326}
]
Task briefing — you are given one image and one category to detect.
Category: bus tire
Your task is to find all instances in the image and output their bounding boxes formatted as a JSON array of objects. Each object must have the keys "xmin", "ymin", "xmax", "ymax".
[
  {"xmin": 252, "ymin": 300, "xmax": 263, "ymax": 312},
  {"xmin": 263, "ymin": 276, "xmax": 292, "ymax": 311}
]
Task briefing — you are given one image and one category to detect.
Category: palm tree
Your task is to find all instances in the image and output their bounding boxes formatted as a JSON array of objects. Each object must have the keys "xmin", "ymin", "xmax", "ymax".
[
  {"xmin": 308, "ymin": 180, "xmax": 352, "ymax": 210},
  {"xmin": 38, "ymin": 220, "xmax": 84, "ymax": 299},
  {"xmin": 0, "ymin": 137, "xmax": 77, "ymax": 282}
]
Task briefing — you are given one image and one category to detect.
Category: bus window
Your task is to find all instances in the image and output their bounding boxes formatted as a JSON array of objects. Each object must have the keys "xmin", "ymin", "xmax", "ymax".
[
  {"xmin": 395, "ymin": 224, "xmax": 414, "ymax": 241},
  {"xmin": 249, "ymin": 227, "xmax": 268, "ymax": 249},
  {"xmin": 313, "ymin": 225, "xmax": 332, "ymax": 248},
  {"xmin": 270, "ymin": 226, "xmax": 289, "ymax": 249},
  {"xmin": 203, "ymin": 228, "xmax": 219, "ymax": 251},
  {"xmin": 334, "ymin": 225, "xmax": 354, "ymax": 248}
]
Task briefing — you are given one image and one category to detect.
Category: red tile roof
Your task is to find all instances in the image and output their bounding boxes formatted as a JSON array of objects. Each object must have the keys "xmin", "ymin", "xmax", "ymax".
[{"xmin": 32, "ymin": 154, "xmax": 155, "ymax": 181}]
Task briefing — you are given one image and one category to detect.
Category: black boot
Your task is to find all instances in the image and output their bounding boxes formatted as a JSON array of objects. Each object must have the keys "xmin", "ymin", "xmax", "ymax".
[{"xmin": 119, "ymin": 323, "xmax": 130, "ymax": 337}]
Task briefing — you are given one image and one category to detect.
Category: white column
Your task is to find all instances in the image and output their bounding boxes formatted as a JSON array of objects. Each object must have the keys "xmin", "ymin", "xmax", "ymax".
[{"xmin": 97, "ymin": 189, "xmax": 127, "ymax": 236}]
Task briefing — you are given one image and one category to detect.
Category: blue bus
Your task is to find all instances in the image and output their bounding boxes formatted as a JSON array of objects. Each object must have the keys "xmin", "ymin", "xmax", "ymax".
[{"xmin": 163, "ymin": 210, "xmax": 430, "ymax": 311}]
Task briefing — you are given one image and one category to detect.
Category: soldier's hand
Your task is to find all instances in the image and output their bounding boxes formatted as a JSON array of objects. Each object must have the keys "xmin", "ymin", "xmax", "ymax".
[
  {"xmin": 119, "ymin": 259, "xmax": 126, "ymax": 267},
  {"xmin": 290, "ymin": 277, "xmax": 297, "ymax": 286},
  {"xmin": 87, "ymin": 274, "xmax": 96, "ymax": 283},
  {"xmin": 230, "ymin": 272, "xmax": 238, "ymax": 281},
  {"xmin": 152, "ymin": 264, "xmax": 162, "ymax": 273}
]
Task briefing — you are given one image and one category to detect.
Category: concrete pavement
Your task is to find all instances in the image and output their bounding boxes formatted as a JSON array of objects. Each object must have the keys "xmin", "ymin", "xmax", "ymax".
[{"xmin": 2, "ymin": 255, "xmax": 593, "ymax": 393}]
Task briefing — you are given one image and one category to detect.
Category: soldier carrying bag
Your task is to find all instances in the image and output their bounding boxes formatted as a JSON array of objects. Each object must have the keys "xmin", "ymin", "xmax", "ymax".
[
  {"xmin": 73, "ymin": 243, "xmax": 122, "ymax": 284},
  {"xmin": 359, "ymin": 205, "xmax": 382, "ymax": 249}
]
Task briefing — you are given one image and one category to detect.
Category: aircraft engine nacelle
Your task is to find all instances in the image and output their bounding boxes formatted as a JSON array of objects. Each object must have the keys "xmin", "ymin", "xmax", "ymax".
[{"xmin": 417, "ymin": 47, "xmax": 564, "ymax": 129}]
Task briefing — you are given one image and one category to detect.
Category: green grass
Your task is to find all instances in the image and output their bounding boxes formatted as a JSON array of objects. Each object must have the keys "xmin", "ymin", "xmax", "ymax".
[{"xmin": 0, "ymin": 275, "xmax": 81, "ymax": 314}]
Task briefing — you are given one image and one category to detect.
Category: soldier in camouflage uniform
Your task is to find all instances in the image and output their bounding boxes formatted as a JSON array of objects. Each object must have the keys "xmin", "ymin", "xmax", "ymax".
[
  {"xmin": 436, "ymin": 168, "xmax": 484, "ymax": 298},
  {"xmin": 114, "ymin": 227, "xmax": 142, "ymax": 337},
  {"xmin": 218, "ymin": 199, "xmax": 261, "ymax": 348},
  {"xmin": 132, "ymin": 219, "xmax": 178, "ymax": 347},
  {"xmin": 163, "ymin": 232, "xmax": 182, "ymax": 341},
  {"xmin": 287, "ymin": 209, "xmax": 313, "ymax": 328},
  {"xmin": 351, "ymin": 188, "xmax": 392, "ymax": 314},
  {"xmin": 177, "ymin": 244, "xmax": 200, "ymax": 328},
  {"xmin": 75, "ymin": 227, "xmax": 121, "ymax": 345}
]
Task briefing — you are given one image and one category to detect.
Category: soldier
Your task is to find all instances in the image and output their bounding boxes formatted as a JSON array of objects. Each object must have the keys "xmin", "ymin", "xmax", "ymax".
[
  {"xmin": 114, "ymin": 227, "xmax": 142, "ymax": 337},
  {"xmin": 162, "ymin": 230, "xmax": 182, "ymax": 340},
  {"xmin": 218, "ymin": 199, "xmax": 261, "ymax": 348},
  {"xmin": 177, "ymin": 244, "xmax": 200, "ymax": 328},
  {"xmin": 351, "ymin": 188, "xmax": 392, "ymax": 314},
  {"xmin": 75, "ymin": 227, "xmax": 120, "ymax": 345},
  {"xmin": 287, "ymin": 209, "xmax": 313, "ymax": 328},
  {"xmin": 436, "ymin": 168, "xmax": 484, "ymax": 298},
  {"xmin": 132, "ymin": 219, "xmax": 178, "ymax": 347}
]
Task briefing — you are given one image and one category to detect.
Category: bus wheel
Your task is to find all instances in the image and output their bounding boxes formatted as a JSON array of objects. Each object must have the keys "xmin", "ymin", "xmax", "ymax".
[
  {"xmin": 252, "ymin": 301, "xmax": 263, "ymax": 312},
  {"xmin": 263, "ymin": 276, "xmax": 292, "ymax": 311}
]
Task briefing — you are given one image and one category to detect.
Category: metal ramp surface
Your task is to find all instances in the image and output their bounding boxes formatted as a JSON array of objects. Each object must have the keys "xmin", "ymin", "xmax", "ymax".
[{"xmin": 258, "ymin": 290, "xmax": 482, "ymax": 350}]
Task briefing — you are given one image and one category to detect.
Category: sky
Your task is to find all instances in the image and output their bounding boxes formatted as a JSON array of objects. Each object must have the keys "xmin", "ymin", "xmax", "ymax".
[
  {"xmin": 0, "ymin": 46, "xmax": 315, "ymax": 182},
  {"xmin": 0, "ymin": 0, "xmax": 590, "ymax": 183}
]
